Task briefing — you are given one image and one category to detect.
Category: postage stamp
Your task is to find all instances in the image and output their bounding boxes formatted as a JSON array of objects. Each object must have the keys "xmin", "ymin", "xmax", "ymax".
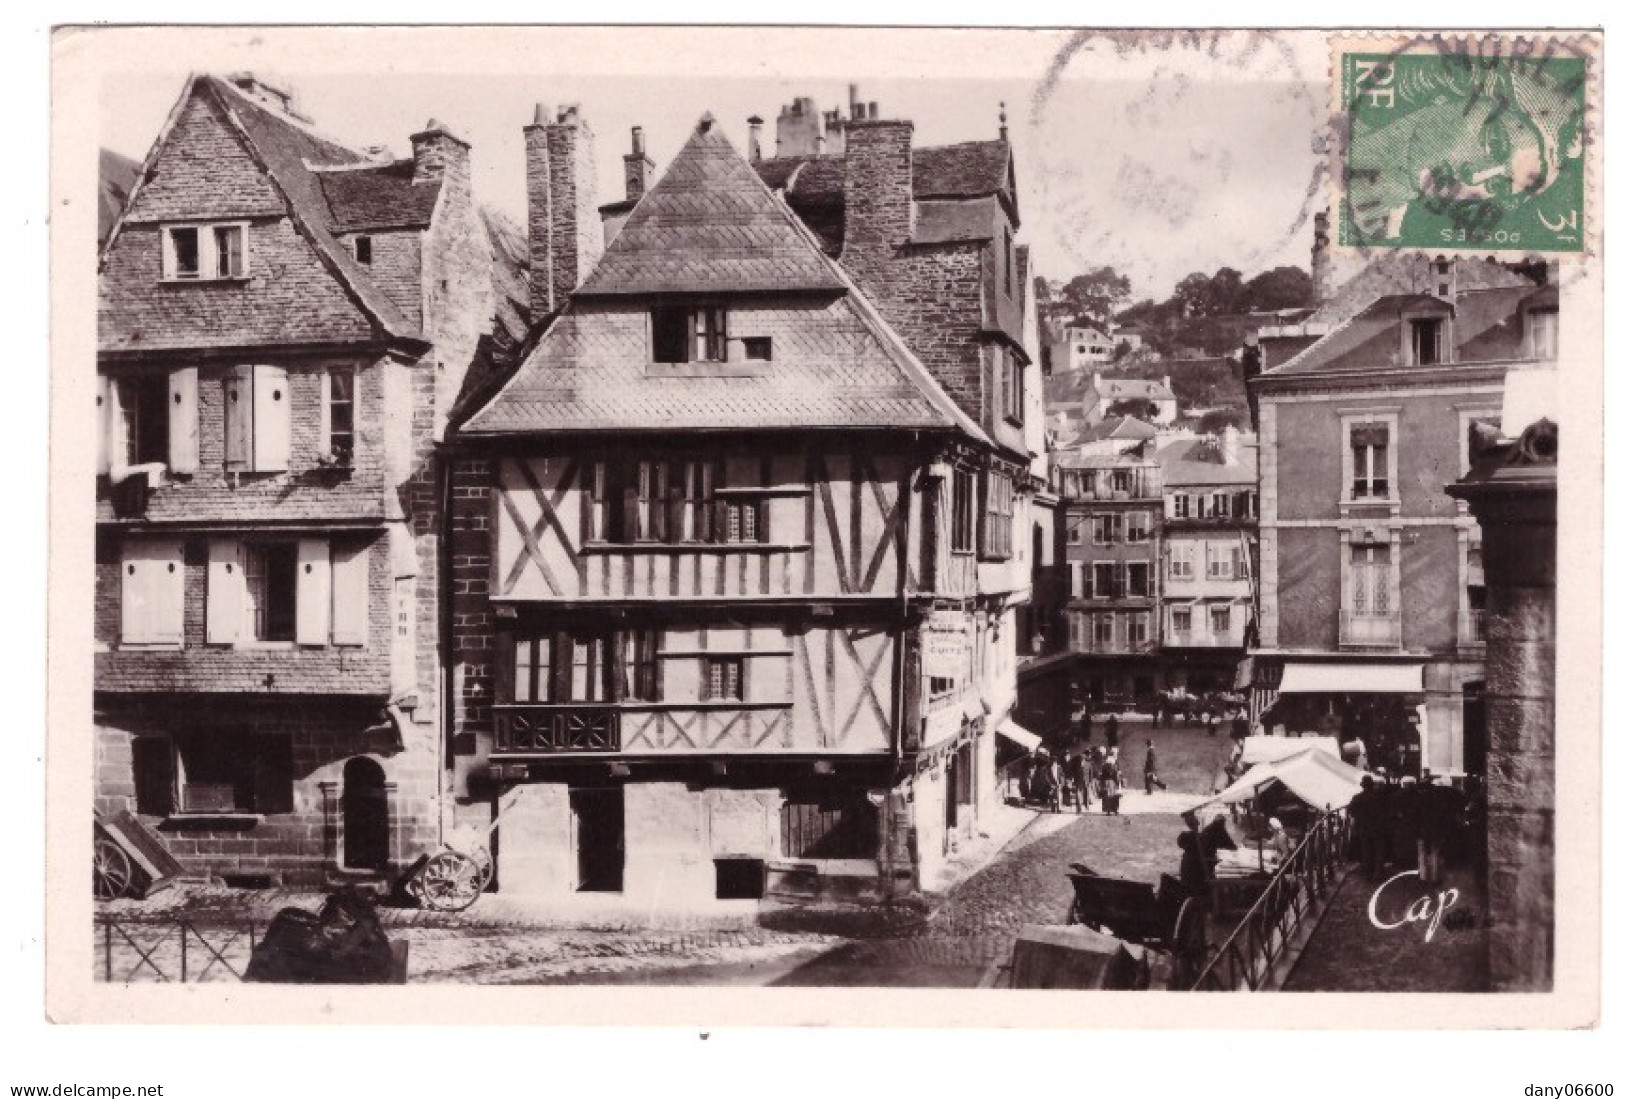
[{"xmin": 1333, "ymin": 32, "xmax": 1598, "ymax": 255}]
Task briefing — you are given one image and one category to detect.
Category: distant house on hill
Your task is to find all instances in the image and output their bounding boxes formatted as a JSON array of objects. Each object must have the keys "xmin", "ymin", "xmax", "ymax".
[
  {"xmin": 1048, "ymin": 371, "xmax": 1177, "ymax": 427},
  {"xmin": 1051, "ymin": 414, "xmax": 1157, "ymax": 457},
  {"xmin": 1048, "ymin": 323, "xmax": 1116, "ymax": 372}
]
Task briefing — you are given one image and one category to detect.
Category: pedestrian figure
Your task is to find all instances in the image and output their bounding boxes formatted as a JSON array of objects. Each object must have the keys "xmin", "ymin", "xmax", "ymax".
[
  {"xmin": 1100, "ymin": 760, "xmax": 1122, "ymax": 816},
  {"xmin": 1104, "ymin": 713, "xmax": 1119, "ymax": 748},
  {"xmin": 1143, "ymin": 740, "xmax": 1168, "ymax": 794},
  {"xmin": 1415, "ymin": 771, "xmax": 1453, "ymax": 885},
  {"xmin": 1348, "ymin": 775, "xmax": 1386, "ymax": 880},
  {"xmin": 1230, "ymin": 710, "xmax": 1249, "ymax": 744},
  {"xmin": 1046, "ymin": 755, "xmax": 1063, "ymax": 813},
  {"xmin": 1204, "ymin": 708, "xmax": 1218, "ymax": 737},
  {"xmin": 1017, "ymin": 756, "xmax": 1032, "ymax": 802},
  {"xmin": 1077, "ymin": 707, "xmax": 1093, "ymax": 743}
]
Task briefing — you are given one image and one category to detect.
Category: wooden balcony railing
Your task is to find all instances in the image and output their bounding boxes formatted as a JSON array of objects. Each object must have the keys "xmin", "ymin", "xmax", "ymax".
[{"xmin": 493, "ymin": 705, "xmax": 621, "ymax": 754}]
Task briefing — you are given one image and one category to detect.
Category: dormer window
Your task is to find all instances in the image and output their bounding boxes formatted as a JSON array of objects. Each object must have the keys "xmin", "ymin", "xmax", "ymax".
[
  {"xmin": 1528, "ymin": 308, "xmax": 1558, "ymax": 359},
  {"xmin": 162, "ymin": 223, "xmax": 247, "ymax": 281},
  {"xmin": 652, "ymin": 305, "xmax": 727, "ymax": 363},
  {"xmin": 1409, "ymin": 317, "xmax": 1444, "ymax": 366}
]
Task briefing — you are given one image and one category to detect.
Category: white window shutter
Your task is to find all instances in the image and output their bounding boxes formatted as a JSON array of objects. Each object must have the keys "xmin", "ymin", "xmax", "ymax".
[
  {"xmin": 121, "ymin": 539, "xmax": 183, "ymax": 645},
  {"xmin": 106, "ymin": 376, "xmax": 129, "ymax": 476},
  {"xmin": 206, "ymin": 539, "xmax": 244, "ymax": 644},
  {"xmin": 167, "ymin": 367, "xmax": 199, "ymax": 473},
  {"xmin": 296, "ymin": 538, "xmax": 332, "ymax": 646},
  {"xmin": 253, "ymin": 365, "xmax": 291, "ymax": 472},
  {"xmin": 331, "ymin": 541, "xmax": 369, "ymax": 646},
  {"xmin": 150, "ymin": 540, "xmax": 184, "ymax": 644},
  {"xmin": 96, "ymin": 375, "xmax": 111, "ymax": 476},
  {"xmin": 119, "ymin": 542, "xmax": 148, "ymax": 643}
]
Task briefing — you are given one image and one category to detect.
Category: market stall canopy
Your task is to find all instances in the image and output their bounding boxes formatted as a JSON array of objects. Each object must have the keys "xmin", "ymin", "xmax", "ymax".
[
  {"xmin": 1240, "ymin": 735, "xmax": 1339, "ymax": 767},
  {"xmin": 1276, "ymin": 661, "xmax": 1423, "ymax": 694},
  {"xmin": 997, "ymin": 722, "xmax": 1043, "ymax": 753},
  {"xmin": 1209, "ymin": 748, "xmax": 1366, "ymax": 811}
]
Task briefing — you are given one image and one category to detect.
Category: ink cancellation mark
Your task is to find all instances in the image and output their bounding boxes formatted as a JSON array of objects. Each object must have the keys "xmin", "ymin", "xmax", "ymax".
[{"xmin": 1334, "ymin": 33, "xmax": 1596, "ymax": 257}]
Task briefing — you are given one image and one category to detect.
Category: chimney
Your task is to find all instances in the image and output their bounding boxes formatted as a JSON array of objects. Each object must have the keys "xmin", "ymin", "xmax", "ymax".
[
  {"xmin": 747, "ymin": 116, "xmax": 763, "ymax": 162},
  {"xmin": 1311, "ymin": 209, "xmax": 1332, "ymax": 305},
  {"xmin": 623, "ymin": 126, "xmax": 655, "ymax": 202},
  {"xmin": 1220, "ymin": 425, "xmax": 1239, "ymax": 467},
  {"xmin": 842, "ymin": 116, "xmax": 915, "ymax": 258},
  {"xmin": 1163, "ymin": 375, "xmax": 1171, "ymax": 391},
  {"xmin": 410, "ymin": 119, "xmax": 470, "ymax": 187},
  {"xmin": 525, "ymin": 103, "xmax": 603, "ymax": 325}
]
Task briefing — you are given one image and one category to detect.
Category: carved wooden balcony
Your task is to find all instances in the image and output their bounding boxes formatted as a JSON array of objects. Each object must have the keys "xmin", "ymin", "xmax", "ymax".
[{"xmin": 493, "ymin": 704, "xmax": 621, "ymax": 754}]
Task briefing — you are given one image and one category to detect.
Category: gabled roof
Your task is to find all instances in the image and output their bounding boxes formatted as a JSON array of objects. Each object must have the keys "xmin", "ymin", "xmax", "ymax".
[
  {"xmin": 317, "ymin": 160, "xmax": 441, "ymax": 231},
  {"xmin": 204, "ymin": 76, "xmax": 421, "ymax": 341},
  {"xmin": 755, "ymin": 140, "xmax": 1010, "ymax": 204},
  {"xmin": 1158, "ymin": 434, "xmax": 1258, "ymax": 487},
  {"xmin": 1310, "ymin": 254, "xmax": 1532, "ymax": 327},
  {"xmin": 577, "ymin": 117, "xmax": 845, "ymax": 296},
  {"xmin": 1092, "ymin": 376, "xmax": 1175, "ymax": 401},
  {"xmin": 101, "ymin": 74, "xmax": 423, "ymax": 345},
  {"xmin": 462, "ymin": 115, "xmax": 988, "ymax": 443},
  {"xmin": 1070, "ymin": 415, "xmax": 1157, "ymax": 446},
  {"xmin": 1267, "ymin": 285, "xmax": 1551, "ymax": 377}
]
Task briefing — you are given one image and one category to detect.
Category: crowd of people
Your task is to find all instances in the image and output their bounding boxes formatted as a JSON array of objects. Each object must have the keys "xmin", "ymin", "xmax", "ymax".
[
  {"xmin": 1346, "ymin": 769, "xmax": 1486, "ymax": 885},
  {"xmin": 1015, "ymin": 746, "xmax": 1128, "ymax": 815}
]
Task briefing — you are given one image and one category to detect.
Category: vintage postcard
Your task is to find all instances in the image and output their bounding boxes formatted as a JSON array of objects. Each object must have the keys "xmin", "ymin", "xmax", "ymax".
[{"xmin": 45, "ymin": 24, "xmax": 1602, "ymax": 1030}]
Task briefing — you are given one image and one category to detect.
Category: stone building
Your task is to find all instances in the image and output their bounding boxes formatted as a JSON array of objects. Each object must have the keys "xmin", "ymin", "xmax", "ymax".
[
  {"xmin": 93, "ymin": 73, "xmax": 524, "ymax": 885},
  {"xmin": 443, "ymin": 98, "xmax": 1041, "ymax": 910},
  {"xmin": 1055, "ymin": 446, "xmax": 1165, "ymax": 708},
  {"xmin": 1246, "ymin": 267, "xmax": 1557, "ymax": 777},
  {"xmin": 1446, "ymin": 367, "xmax": 1557, "ymax": 992},
  {"xmin": 1157, "ymin": 428, "xmax": 1258, "ymax": 694}
]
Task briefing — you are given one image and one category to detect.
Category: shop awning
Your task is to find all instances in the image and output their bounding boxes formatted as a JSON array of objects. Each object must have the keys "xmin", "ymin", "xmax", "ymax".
[
  {"xmin": 1240, "ymin": 735, "xmax": 1340, "ymax": 767},
  {"xmin": 1208, "ymin": 748, "xmax": 1366, "ymax": 812},
  {"xmin": 1277, "ymin": 661, "xmax": 1423, "ymax": 694},
  {"xmin": 997, "ymin": 721, "xmax": 1044, "ymax": 753}
]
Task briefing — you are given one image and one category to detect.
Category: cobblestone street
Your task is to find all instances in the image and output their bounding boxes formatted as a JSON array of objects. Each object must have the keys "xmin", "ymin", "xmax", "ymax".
[{"xmin": 94, "ymin": 724, "xmax": 1233, "ymax": 987}]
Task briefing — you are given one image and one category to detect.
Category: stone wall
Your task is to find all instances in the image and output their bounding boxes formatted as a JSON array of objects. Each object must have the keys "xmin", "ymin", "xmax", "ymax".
[
  {"xmin": 94, "ymin": 696, "xmax": 439, "ymax": 886},
  {"xmin": 1477, "ymin": 491, "xmax": 1556, "ymax": 991}
]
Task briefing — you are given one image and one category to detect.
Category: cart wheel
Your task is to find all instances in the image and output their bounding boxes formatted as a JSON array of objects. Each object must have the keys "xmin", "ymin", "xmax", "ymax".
[
  {"xmin": 418, "ymin": 851, "xmax": 486, "ymax": 912},
  {"xmin": 1170, "ymin": 899, "xmax": 1209, "ymax": 989},
  {"xmin": 94, "ymin": 837, "xmax": 132, "ymax": 901}
]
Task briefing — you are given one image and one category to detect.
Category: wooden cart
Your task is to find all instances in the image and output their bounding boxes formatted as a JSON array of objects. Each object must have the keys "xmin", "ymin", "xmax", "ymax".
[{"xmin": 1065, "ymin": 866, "xmax": 1209, "ymax": 989}]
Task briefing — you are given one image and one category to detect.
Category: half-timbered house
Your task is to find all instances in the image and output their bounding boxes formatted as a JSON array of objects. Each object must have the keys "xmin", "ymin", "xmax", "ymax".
[
  {"xmin": 446, "ymin": 104, "xmax": 1040, "ymax": 907},
  {"xmin": 94, "ymin": 74, "xmax": 525, "ymax": 886}
]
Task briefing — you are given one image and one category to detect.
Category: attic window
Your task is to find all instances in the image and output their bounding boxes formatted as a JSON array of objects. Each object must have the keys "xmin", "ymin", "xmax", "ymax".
[
  {"xmin": 162, "ymin": 223, "xmax": 247, "ymax": 281},
  {"xmin": 1409, "ymin": 318, "xmax": 1444, "ymax": 366},
  {"xmin": 354, "ymin": 235, "xmax": 373, "ymax": 266},
  {"xmin": 652, "ymin": 305, "xmax": 727, "ymax": 364},
  {"xmin": 742, "ymin": 337, "xmax": 773, "ymax": 361}
]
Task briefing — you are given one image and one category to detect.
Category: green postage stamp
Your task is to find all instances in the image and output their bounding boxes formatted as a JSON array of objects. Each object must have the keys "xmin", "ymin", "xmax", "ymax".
[{"xmin": 1335, "ymin": 33, "xmax": 1597, "ymax": 255}]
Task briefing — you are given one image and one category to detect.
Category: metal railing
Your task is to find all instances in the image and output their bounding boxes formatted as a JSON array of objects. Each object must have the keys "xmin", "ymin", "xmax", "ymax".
[
  {"xmin": 1189, "ymin": 809, "xmax": 1351, "ymax": 992},
  {"xmin": 97, "ymin": 916, "xmax": 259, "ymax": 983}
]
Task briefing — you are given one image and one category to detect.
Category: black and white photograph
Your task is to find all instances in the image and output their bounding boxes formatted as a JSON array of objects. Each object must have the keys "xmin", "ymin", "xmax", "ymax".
[{"xmin": 40, "ymin": 22, "xmax": 1604, "ymax": 1040}]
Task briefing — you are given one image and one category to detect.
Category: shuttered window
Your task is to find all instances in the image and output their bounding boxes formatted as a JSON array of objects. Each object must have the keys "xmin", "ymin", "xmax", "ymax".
[
  {"xmin": 223, "ymin": 365, "xmax": 291, "ymax": 472},
  {"xmin": 132, "ymin": 732, "xmax": 293, "ymax": 817},
  {"xmin": 330, "ymin": 541, "xmax": 369, "ymax": 646},
  {"xmin": 205, "ymin": 537, "xmax": 362, "ymax": 647},
  {"xmin": 119, "ymin": 538, "xmax": 185, "ymax": 646}
]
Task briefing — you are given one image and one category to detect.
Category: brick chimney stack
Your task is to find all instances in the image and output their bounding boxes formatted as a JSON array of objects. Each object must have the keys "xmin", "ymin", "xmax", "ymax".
[
  {"xmin": 747, "ymin": 116, "xmax": 764, "ymax": 162},
  {"xmin": 525, "ymin": 103, "xmax": 604, "ymax": 325},
  {"xmin": 624, "ymin": 126, "xmax": 655, "ymax": 202},
  {"xmin": 842, "ymin": 116, "xmax": 915, "ymax": 258},
  {"xmin": 1311, "ymin": 209, "xmax": 1332, "ymax": 305},
  {"xmin": 410, "ymin": 119, "xmax": 471, "ymax": 187}
]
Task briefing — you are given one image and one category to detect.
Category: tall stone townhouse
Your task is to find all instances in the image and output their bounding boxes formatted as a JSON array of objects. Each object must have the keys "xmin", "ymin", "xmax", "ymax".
[
  {"xmin": 443, "ymin": 95, "xmax": 1042, "ymax": 909},
  {"xmin": 93, "ymin": 73, "xmax": 525, "ymax": 886},
  {"xmin": 1246, "ymin": 261, "xmax": 1556, "ymax": 778}
]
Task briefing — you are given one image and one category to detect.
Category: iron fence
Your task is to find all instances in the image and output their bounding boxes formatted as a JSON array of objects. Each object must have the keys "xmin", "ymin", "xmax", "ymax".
[
  {"xmin": 1189, "ymin": 808, "xmax": 1351, "ymax": 991},
  {"xmin": 97, "ymin": 916, "xmax": 259, "ymax": 983}
]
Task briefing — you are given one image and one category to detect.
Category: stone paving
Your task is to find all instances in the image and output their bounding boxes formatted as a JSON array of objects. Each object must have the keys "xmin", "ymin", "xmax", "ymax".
[
  {"xmin": 95, "ymin": 721, "xmax": 1235, "ymax": 987},
  {"xmin": 1283, "ymin": 862, "xmax": 1489, "ymax": 992}
]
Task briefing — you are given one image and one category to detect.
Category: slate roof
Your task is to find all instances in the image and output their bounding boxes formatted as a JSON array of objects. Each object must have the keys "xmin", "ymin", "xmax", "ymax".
[
  {"xmin": 1267, "ymin": 286, "xmax": 1551, "ymax": 377},
  {"xmin": 755, "ymin": 139, "xmax": 1011, "ymax": 204},
  {"xmin": 317, "ymin": 159, "xmax": 441, "ymax": 231},
  {"xmin": 1158, "ymin": 435, "xmax": 1259, "ymax": 487},
  {"xmin": 462, "ymin": 115, "xmax": 987, "ymax": 443},
  {"xmin": 1070, "ymin": 415, "xmax": 1158, "ymax": 445},
  {"xmin": 198, "ymin": 76, "xmax": 422, "ymax": 341},
  {"xmin": 1309, "ymin": 254, "xmax": 1532, "ymax": 327},
  {"xmin": 577, "ymin": 118, "xmax": 845, "ymax": 296}
]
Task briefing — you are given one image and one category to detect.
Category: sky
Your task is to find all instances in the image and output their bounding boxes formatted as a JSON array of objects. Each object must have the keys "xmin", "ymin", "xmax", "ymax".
[{"xmin": 90, "ymin": 26, "xmax": 1329, "ymax": 301}]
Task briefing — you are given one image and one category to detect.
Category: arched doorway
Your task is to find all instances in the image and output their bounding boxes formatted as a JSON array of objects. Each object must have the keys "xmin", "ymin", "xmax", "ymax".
[{"xmin": 341, "ymin": 757, "xmax": 390, "ymax": 871}]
